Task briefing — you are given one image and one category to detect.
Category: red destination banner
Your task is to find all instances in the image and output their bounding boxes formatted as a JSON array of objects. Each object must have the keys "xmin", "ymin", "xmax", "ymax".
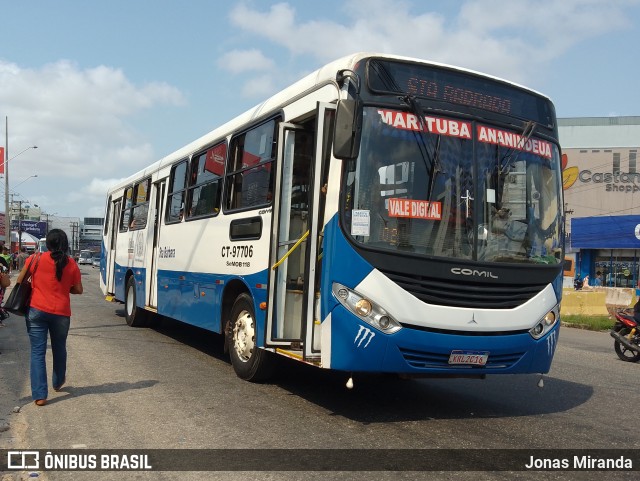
[{"xmin": 388, "ymin": 198, "xmax": 442, "ymax": 220}]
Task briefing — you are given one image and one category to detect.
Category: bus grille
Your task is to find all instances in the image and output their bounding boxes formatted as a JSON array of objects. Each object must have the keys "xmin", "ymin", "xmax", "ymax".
[
  {"xmin": 400, "ymin": 347, "xmax": 525, "ymax": 369},
  {"xmin": 378, "ymin": 269, "xmax": 546, "ymax": 309}
]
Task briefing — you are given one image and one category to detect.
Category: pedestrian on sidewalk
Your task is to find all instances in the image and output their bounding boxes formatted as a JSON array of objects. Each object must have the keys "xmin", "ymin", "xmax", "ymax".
[
  {"xmin": 0, "ymin": 264, "xmax": 10, "ymax": 327},
  {"xmin": 17, "ymin": 247, "xmax": 29, "ymax": 271},
  {"xmin": 0, "ymin": 248, "xmax": 11, "ymax": 273},
  {"xmin": 17, "ymin": 229, "xmax": 83, "ymax": 406}
]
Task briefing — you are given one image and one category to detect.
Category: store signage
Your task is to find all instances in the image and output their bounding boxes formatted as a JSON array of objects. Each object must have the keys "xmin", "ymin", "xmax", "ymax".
[
  {"xmin": 11, "ymin": 220, "xmax": 47, "ymax": 238},
  {"xmin": 577, "ymin": 170, "xmax": 640, "ymax": 193}
]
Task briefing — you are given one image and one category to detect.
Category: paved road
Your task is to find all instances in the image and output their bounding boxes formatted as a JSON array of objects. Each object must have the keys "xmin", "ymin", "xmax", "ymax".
[{"xmin": 1, "ymin": 266, "xmax": 638, "ymax": 480}]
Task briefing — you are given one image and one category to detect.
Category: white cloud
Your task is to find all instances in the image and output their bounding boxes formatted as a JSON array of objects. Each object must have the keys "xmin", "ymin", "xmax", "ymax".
[
  {"xmin": 241, "ymin": 74, "xmax": 279, "ymax": 98},
  {"xmin": 228, "ymin": 2, "xmax": 351, "ymax": 60},
  {"xmin": 0, "ymin": 60, "xmax": 186, "ymax": 217},
  {"xmin": 24, "ymin": 176, "xmax": 130, "ymax": 222},
  {"xmin": 84, "ymin": 177, "xmax": 128, "ymax": 197},
  {"xmin": 218, "ymin": 49, "xmax": 276, "ymax": 74},
  {"xmin": 225, "ymin": 0, "xmax": 636, "ymax": 91},
  {"xmin": 66, "ymin": 177, "xmax": 129, "ymax": 207}
]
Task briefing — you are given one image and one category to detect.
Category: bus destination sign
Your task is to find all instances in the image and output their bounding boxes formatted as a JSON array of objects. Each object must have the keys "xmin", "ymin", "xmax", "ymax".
[{"xmin": 367, "ymin": 58, "xmax": 553, "ymax": 125}]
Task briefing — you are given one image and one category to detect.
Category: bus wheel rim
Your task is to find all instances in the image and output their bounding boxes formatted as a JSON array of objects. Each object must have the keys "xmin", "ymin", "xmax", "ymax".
[
  {"xmin": 126, "ymin": 286, "xmax": 134, "ymax": 316},
  {"xmin": 233, "ymin": 310, "xmax": 255, "ymax": 362}
]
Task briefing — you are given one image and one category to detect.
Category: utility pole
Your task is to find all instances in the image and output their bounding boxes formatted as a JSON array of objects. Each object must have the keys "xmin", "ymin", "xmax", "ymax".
[
  {"xmin": 17, "ymin": 200, "xmax": 23, "ymax": 253},
  {"xmin": 4, "ymin": 116, "xmax": 8, "ymax": 246},
  {"xmin": 71, "ymin": 221, "xmax": 79, "ymax": 256},
  {"xmin": 41, "ymin": 212, "xmax": 57, "ymax": 235},
  {"xmin": 8, "ymin": 194, "xmax": 17, "ymax": 247}
]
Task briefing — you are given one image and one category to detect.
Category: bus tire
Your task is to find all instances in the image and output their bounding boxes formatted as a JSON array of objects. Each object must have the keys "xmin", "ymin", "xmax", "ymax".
[
  {"xmin": 125, "ymin": 276, "xmax": 148, "ymax": 327},
  {"xmin": 228, "ymin": 293, "xmax": 274, "ymax": 382}
]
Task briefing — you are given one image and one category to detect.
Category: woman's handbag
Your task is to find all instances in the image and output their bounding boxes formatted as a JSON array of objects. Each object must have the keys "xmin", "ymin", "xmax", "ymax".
[
  {"xmin": 4, "ymin": 254, "xmax": 40, "ymax": 315},
  {"xmin": 0, "ymin": 272, "xmax": 10, "ymax": 289}
]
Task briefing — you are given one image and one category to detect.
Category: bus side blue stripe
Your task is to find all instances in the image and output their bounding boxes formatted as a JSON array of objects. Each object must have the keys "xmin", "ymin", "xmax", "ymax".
[
  {"xmin": 320, "ymin": 214, "xmax": 374, "ymax": 320},
  {"xmin": 155, "ymin": 269, "xmax": 268, "ymax": 336}
]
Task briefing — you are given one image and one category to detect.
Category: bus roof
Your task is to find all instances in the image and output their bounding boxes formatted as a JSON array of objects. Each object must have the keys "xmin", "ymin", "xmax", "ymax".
[{"xmin": 108, "ymin": 52, "xmax": 552, "ymax": 194}]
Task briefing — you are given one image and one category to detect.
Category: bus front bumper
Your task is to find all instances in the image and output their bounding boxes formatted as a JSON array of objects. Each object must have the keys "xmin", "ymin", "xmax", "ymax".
[{"xmin": 327, "ymin": 305, "xmax": 559, "ymax": 375}]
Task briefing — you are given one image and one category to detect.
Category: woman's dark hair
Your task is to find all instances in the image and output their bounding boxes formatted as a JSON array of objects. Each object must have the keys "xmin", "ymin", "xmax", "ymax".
[{"xmin": 46, "ymin": 229, "xmax": 69, "ymax": 281}]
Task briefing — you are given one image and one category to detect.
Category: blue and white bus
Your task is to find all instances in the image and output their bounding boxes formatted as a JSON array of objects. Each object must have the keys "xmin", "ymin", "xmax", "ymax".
[{"xmin": 100, "ymin": 53, "xmax": 564, "ymax": 383}]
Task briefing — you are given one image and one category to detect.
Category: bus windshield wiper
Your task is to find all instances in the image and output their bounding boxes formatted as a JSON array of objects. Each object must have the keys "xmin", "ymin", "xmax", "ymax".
[
  {"xmin": 499, "ymin": 120, "xmax": 536, "ymax": 175},
  {"xmin": 372, "ymin": 60, "xmax": 442, "ymax": 196},
  {"xmin": 400, "ymin": 94, "xmax": 442, "ymax": 202}
]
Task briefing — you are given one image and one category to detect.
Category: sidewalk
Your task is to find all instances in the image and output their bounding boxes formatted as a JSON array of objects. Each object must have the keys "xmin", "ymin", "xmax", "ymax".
[
  {"xmin": 0, "ymin": 276, "xmax": 52, "ymax": 481},
  {"xmin": 0, "ymin": 278, "xmax": 31, "ymax": 450}
]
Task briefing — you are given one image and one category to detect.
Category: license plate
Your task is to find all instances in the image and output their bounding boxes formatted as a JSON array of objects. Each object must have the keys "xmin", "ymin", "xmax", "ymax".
[{"xmin": 448, "ymin": 350, "xmax": 489, "ymax": 366}]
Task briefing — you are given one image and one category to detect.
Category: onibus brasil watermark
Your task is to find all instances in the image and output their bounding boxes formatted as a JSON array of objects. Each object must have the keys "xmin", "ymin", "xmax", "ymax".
[{"xmin": 6, "ymin": 450, "xmax": 151, "ymax": 471}]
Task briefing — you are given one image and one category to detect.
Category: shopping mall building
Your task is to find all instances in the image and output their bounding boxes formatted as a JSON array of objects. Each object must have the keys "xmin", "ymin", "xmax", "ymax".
[{"xmin": 560, "ymin": 116, "xmax": 640, "ymax": 287}]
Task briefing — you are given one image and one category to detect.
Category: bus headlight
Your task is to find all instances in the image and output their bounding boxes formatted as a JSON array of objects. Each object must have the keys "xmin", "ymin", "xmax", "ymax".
[
  {"xmin": 355, "ymin": 299, "xmax": 372, "ymax": 317},
  {"xmin": 332, "ymin": 283, "xmax": 402, "ymax": 334},
  {"xmin": 529, "ymin": 307, "xmax": 559, "ymax": 340}
]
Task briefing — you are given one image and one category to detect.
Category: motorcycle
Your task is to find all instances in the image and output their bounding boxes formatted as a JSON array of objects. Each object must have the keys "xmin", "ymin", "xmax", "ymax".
[{"xmin": 610, "ymin": 310, "xmax": 640, "ymax": 362}]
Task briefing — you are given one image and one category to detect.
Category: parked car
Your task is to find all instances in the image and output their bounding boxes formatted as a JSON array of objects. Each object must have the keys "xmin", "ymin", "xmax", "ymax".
[
  {"xmin": 92, "ymin": 255, "xmax": 101, "ymax": 268},
  {"xmin": 78, "ymin": 249, "xmax": 93, "ymax": 265}
]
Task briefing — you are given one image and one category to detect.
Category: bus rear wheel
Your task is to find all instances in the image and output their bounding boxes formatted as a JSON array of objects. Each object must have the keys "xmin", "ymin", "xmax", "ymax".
[
  {"xmin": 228, "ymin": 293, "xmax": 274, "ymax": 382},
  {"xmin": 125, "ymin": 276, "xmax": 148, "ymax": 327}
]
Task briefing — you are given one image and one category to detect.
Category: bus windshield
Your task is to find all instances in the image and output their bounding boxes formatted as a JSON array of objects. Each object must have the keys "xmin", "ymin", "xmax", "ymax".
[{"xmin": 341, "ymin": 106, "xmax": 563, "ymax": 265}]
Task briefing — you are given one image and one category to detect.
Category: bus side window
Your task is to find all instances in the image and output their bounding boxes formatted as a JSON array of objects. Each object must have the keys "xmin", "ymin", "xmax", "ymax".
[
  {"xmin": 225, "ymin": 118, "xmax": 278, "ymax": 211},
  {"xmin": 119, "ymin": 187, "xmax": 133, "ymax": 232},
  {"xmin": 241, "ymin": 165, "xmax": 271, "ymax": 207},
  {"xmin": 166, "ymin": 160, "xmax": 188, "ymax": 223},
  {"xmin": 186, "ymin": 143, "xmax": 224, "ymax": 219},
  {"xmin": 103, "ymin": 197, "xmax": 111, "ymax": 236},
  {"xmin": 130, "ymin": 178, "xmax": 151, "ymax": 230}
]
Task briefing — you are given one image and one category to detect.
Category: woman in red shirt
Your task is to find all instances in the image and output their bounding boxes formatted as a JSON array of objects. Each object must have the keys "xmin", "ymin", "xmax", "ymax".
[{"xmin": 17, "ymin": 229, "xmax": 83, "ymax": 406}]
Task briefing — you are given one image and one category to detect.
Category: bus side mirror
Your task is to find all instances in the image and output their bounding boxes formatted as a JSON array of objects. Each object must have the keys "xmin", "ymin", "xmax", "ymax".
[{"xmin": 333, "ymin": 99, "xmax": 362, "ymax": 160}]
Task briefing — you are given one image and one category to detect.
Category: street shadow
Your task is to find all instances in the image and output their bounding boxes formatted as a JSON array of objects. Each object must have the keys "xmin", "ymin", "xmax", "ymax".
[
  {"xmin": 138, "ymin": 315, "xmax": 595, "ymax": 423},
  {"xmin": 69, "ymin": 323, "xmax": 131, "ymax": 331},
  {"xmin": 20, "ymin": 380, "xmax": 159, "ymax": 405},
  {"xmin": 149, "ymin": 314, "xmax": 227, "ymax": 362},
  {"xmin": 263, "ymin": 358, "xmax": 595, "ymax": 423}
]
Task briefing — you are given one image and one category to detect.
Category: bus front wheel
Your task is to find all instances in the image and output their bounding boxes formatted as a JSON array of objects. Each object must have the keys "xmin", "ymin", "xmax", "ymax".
[
  {"xmin": 125, "ymin": 276, "xmax": 148, "ymax": 327},
  {"xmin": 228, "ymin": 293, "xmax": 274, "ymax": 382}
]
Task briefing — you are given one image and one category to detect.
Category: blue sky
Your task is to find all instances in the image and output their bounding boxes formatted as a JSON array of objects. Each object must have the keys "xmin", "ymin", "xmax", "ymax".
[{"xmin": 1, "ymin": 0, "xmax": 639, "ymax": 218}]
